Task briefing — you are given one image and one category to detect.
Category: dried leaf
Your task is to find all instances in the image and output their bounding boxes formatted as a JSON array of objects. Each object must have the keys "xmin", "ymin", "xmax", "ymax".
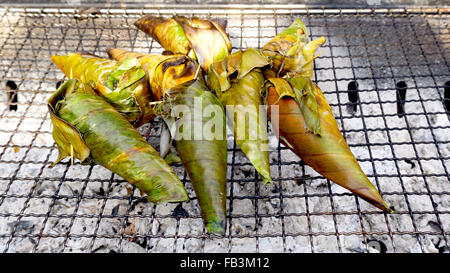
[{"xmin": 125, "ymin": 186, "xmax": 133, "ymax": 197}]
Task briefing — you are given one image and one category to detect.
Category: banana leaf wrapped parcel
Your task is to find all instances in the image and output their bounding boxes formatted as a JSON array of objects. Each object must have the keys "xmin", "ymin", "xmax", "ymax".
[
  {"xmin": 262, "ymin": 19, "xmax": 392, "ymax": 213},
  {"xmin": 134, "ymin": 16, "xmax": 231, "ymax": 72},
  {"xmin": 48, "ymin": 79, "xmax": 189, "ymax": 204},
  {"xmin": 109, "ymin": 49, "xmax": 228, "ymax": 234},
  {"xmin": 51, "ymin": 53, "xmax": 154, "ymax": 127},
  {"xmin": 208, "ymin": 48, "xmax": 272, "ymax": 184},
  {"xmin": 265, "ymin": 77, "xmax": 392, "ymax": 212}
]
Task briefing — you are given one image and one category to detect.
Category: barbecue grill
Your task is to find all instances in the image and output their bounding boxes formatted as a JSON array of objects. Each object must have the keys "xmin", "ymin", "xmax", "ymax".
[{"xmin": 0, "ymin": 1, "xmax": 449, "ymax": 253}]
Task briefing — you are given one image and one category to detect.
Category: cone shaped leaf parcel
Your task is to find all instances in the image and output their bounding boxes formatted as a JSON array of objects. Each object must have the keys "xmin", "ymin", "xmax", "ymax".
[
  {"xmin": 265, "ymin": 77, "xmax": 392, "ymax": 212},
  {"xmin": 109, "ymin": 49, "xmax": 229, "ymax": 234},
  {"xmin": 208, "ymin": 48, "xmax": 272, "ymax": 184},
  {"xmin": 48, "ymin": 79, "xmax": 188, "ymax": 204},
  {"xmin": 262, "ymin": 19, "xmax": 392, "ymax": 213}
]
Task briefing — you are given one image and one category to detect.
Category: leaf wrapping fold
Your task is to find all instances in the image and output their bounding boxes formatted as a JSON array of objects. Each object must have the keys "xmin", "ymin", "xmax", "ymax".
[
  {"xmin": 287, "ymin": 77, "xmax": 321, "ymax": 135},
  {"xmin": 134, "ymin": 16, "xmax": 194, "ymax": 57},
  {"xmin": 108, "ymin": 49, "xmax": 198, "ymax": 102},
  {"xmin": 48, "ymin": 80, "xmax": 91, "ymax": 166},
  {"xmin": 266, "ymin": 77, "xmax": 321, "ymax": 135},
  {"xmin": 51, "ymin": 53, "xmax": 152, "ymax": 126},
  {"xmin": 261, "ymin": 19, "xmax": 325, "ymax": 78},
  {"xmin": 134, "ymin": 16, "xmax": 231, "ymax": 72},
  {"xmin": 174, "ymin": 17, "xmax": 231, "ymax": 72}
]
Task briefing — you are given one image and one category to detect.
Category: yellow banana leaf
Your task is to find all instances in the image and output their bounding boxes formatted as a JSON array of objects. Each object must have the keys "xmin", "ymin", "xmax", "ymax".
[
  {"xmin": 262, "ymin": 19, "xmax": 325, "ymax": 78},
  {"xmin": 51, "ymin": 53, "xmax": 153, "ymax": 126},
  {"xmin": 135, "ymin": 16, "xmax": 231, "ymax": 72}
]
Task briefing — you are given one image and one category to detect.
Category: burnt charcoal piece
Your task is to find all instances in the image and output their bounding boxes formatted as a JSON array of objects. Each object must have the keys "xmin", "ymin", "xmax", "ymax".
[
  {"xmin": 367, "ymin": 239, "xmax": 387, "ymax": 253},
  {"xmin": 171, "ymin": 203, "xmax": 189, "ymax": 218},
  {"xmin": 96, "ymin": 187, "xmax": 105, "ymax": 196},
  {"xmin": 111, "ymin": 204, "xmax": 120, "ymax": 216},
  {"xmin": 6, "ymin": 80, "xmax": 18, "ymax": 111},
  {"xmin": 347, "ymin": 81, "xmax": 359, "ymax": 114},
  {"xmin": 396, "ymin": 81, "xmax": 407, "ymax": 117},
  {"xmin": 428, "ymin": 220, "xmax": 442, "ymax": 232},
  {"xmin": 56, "ymin": 80, "xmax": 64, "ymax": 90},
  {"xmin": 444, "ymin": 81, "xmax": 450, "ymax": 112},
  {"xmin": 404, "ymin": 159, "xmax": 416, "ymax": 169}
]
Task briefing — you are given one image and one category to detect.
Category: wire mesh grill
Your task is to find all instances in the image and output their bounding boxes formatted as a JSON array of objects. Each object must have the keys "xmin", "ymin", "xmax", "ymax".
[{"xmin": 0, "ymin": 6, "xmax": 449, "ymax": 253}]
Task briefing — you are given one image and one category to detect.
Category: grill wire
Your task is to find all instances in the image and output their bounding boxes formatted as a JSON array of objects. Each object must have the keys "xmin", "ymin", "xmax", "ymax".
[{"xmin": 0, "ymin": 6, "xmax": 449, "ymax": 253}]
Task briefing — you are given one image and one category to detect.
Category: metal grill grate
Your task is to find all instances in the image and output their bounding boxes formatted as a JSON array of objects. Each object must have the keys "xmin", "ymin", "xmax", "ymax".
[{"xmin": 0, "ymin": 5, "xmax": 449, "ymax": 253}]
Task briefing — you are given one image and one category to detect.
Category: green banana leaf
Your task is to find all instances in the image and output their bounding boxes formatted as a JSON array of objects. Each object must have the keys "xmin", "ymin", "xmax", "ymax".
[
  {"xmin": 208, "ymin": 48, "xmax": 272, "ymax": 184},
  {"xmin": 48, "ymin": 79, "xmax": 188, "ymax": 204},
  {"xmin": 135, "ymin": 16, "xmax": 195, "ymax": 58},
  {"xmin": 51, "ymin": 53, "xmax": 153, "ymax": 127},
  {"xmin": 166, "ymin": 79, "xmax": 228, "ymax": 234}
]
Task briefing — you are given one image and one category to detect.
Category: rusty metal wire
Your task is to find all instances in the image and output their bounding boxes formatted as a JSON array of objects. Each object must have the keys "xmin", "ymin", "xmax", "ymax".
[{"xmin": 0, "ymin": 6, "xmax": 449, "ymax": 253}]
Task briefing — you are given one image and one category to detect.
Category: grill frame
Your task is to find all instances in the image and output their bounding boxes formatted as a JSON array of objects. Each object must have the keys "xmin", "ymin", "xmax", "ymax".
[{"xmin": 0, "ymin": 5, "xmax": 449, "ymax": 253}]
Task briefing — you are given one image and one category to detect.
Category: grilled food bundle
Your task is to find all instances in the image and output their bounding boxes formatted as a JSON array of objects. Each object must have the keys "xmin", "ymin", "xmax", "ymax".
[{"xmin": 48, "ymin": 17, "xmax": 393, "ymax": 236}]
